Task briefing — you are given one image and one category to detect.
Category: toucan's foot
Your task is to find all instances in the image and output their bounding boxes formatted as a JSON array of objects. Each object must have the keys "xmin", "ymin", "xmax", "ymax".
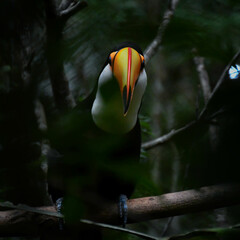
[
  {"xmin": 118, "ymin": 194, "xmax": 128, "ymax": 227},
  {"xmin": 56, "ymin": 197, "xmax": 64, "ymax": 231}
]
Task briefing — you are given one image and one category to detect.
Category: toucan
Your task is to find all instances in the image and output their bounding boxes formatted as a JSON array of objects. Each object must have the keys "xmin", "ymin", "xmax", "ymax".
[{"xmin": 47, "ymin": 42, "xmax": 147, "ymax": 230}]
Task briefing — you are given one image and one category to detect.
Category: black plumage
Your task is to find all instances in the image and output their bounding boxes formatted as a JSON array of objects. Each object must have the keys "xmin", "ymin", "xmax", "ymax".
[{"xmin": 47, "ymin": 42, "xmax": 145, "ymax": 223}]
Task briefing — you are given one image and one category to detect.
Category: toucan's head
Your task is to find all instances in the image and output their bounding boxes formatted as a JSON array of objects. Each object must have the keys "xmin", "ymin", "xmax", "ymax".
[
  {"xmin": 107, "ymin": 45, "xmax": 145, "ymax": 115},
  {"xmin": 107, "ymin": 43, "xmax": 145, "ymax": 115},
  {"xmin": 92, "ymin": 42, "xmax": 147, "ymax": 134}
]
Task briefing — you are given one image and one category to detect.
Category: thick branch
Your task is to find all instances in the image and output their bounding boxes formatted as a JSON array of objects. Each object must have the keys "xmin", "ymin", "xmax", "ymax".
[
  {"xmin": 0, "ymin": 184, "xmax": 240, "ymax": 236},
  {"xmin": 126, "ymin": 184, "xmax": 240, "ymax": 223},
  {"xmin": 45, "ymin": 1, "xmax": 88, "ymax": 110},
  {"xmin": 144, "ymin": 0, "xmax": 180, "ymax": 64}
]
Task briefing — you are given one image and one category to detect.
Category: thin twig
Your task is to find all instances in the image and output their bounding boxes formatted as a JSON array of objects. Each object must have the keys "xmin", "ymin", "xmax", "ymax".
[
  {"xmin": 206, "ymin": 108, "xmax": 226, "ymax": 121},
  {"xmin": 142, "ymin": 121, "xmax": 196, "ymax": 150},
  {"xmin": 0, "ymin": 202, "xmax": 62, "ymax": 218},
  {"xmin": 142, "ymin": 49, "xmax": 240, "ymax": 150},
  {"xmin": 199, "ymin": 49, "xmax": 240, "ymax": 120},
  {"xmin": 161, "ymin": 217, "xmax": 174, "ymax": 237},
  {"xmin": 193, "ymin": 54, "xmax": 211, "ymax": 103},
  {"xmin": 80, "ymin": 220, "xmax": 158, "ymax": 240},
  {"xmin": 193, "ymin": 51, "xmax": 219, "ymax": 150},
  {"xmin": 59, "ymin": 1, "xmax": 87, "ymax": 19},
  {"xmin": 35, "ymin": 100, "xmax": 48, "ymax": 132},
  {"xmin": 144, "ymin": 0, "xmax": 180, "ymax": 64},
  {"xmin": 59, "ymin": 0, "xmax": 76, "ymax": 11}
]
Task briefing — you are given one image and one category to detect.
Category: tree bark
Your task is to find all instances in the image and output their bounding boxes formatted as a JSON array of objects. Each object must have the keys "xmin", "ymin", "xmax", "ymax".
[{"xmin": 0, "ymin": 184, "xmax": 239, "ymax": 236}]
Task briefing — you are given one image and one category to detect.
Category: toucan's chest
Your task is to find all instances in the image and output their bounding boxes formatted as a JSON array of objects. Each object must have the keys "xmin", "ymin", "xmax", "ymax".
[
  {"xmin": 92, "ymin": 65, "xmax": 146, "ymax": 134},
  {"xmin": 82, "ymin": 112, "xmax": 141, "ymax": 162},
  {"xmin": 48, "ymin": 107, "xmax": 141, "ymax": 197},
  {"xmin": 52, "ymin": 109, "xmax": 141, "ymax": 164}
]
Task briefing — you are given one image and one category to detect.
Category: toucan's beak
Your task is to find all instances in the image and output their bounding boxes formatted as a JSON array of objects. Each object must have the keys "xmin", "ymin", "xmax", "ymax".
[{"xmin": 111, "ymin": 47, "xmax": 144, "ymax": 116}]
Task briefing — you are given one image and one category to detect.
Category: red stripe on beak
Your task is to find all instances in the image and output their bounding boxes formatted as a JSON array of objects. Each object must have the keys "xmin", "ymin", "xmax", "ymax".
[{"xmin": 127, "ymin": 47, "xmax": 132, "ymax": 99}]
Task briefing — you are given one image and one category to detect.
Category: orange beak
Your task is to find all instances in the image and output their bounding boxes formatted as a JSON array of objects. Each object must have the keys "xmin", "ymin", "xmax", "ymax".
[{"xmin": 110, "ymin": 47, "xmax": 144, "ymax": 115}]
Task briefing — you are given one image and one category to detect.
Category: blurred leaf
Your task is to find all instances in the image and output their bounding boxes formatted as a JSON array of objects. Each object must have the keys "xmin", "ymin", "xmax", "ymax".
[
  {"xmin": 164, "ymin": 225, "xmax": 240, "ymax": 240},
  {"xmin": 163, "ymin": 1, "xmax": 240, "ymax": 61},
  {"xmin": 0, "ymin": 65, "xmax": 11, "ymax": 73}
]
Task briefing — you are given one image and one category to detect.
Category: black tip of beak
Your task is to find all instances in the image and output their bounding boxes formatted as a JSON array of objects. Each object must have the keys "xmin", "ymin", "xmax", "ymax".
[{"xmin": 123, "ymin": 86, "xmax": 132, "ymax": 115}]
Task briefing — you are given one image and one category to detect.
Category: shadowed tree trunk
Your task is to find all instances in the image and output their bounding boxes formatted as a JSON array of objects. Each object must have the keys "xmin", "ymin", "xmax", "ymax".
[{"xmin": 0, "ymin": 0, "xmax": 50, "ymax": 206}]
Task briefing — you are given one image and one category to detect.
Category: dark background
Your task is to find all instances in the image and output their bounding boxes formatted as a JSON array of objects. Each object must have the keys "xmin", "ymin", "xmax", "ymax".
[{"xmin": 0, "ymin": 0, "xmax": 240, "ymax": 239}]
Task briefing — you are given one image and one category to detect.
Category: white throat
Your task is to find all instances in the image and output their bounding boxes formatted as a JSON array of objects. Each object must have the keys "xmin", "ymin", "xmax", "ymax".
[{"xmin": 91, "ymin": 65, "xmax": 147, "ymax": 134}]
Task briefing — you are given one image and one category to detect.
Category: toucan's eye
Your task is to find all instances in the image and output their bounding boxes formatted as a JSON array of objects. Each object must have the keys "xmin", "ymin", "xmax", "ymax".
[
  {"xmin": 108, "ymin": 56, "xmax": 112, "ymax": 65},
  {"xmin": 140, "ymin": 55, "xmax": 145, "ymax": 70},
  {"xmin": 109, "ymin": 51, "xmax": 118, "ymax": 66},
  {"xmin": 141, "ymin": 60, "xmax": 145, "ymax": 70}
]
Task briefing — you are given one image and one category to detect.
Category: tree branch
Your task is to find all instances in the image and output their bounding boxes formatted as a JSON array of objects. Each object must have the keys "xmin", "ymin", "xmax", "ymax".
[
  {"xmin": 45, "ymin": 1, "xmax": 76, "ymax": 110},
  {"xmin": 0, "ymin": 184, "xmax": 240, "ymax": 236},
  {"xmin": 144, "ymin": 0, "xmax": 180, "ymax": 64},
  {"xmin": 45, "ymin": 1, "xmax": 87, "ymax": 111},
  {"xmin": 198, "ymin": 49, "xmax": 240, "ymax": 120},
  {"xmin": 193, "ymin": 54, "xmax": 211, "ymax": 103},
  {"xmin": 142, "ymin": 49, "xmax": 240, "ymax": 150},
  {"xmin": 193, "ymin": 51, "xmax": 221, "ymax": 151},
  {"xmin": 142, "ymin": 121, "xmax": 196, "ymax": 150},
  {"xmin": 59, "ymin": 1, "xmax": 87, "ymax": 20}
]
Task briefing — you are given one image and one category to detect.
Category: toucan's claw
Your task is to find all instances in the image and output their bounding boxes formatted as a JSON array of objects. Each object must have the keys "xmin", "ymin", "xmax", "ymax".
[
  {"xmin": 56, "ymin": 197, "xmax": 64, "ymax": 231},
  {"xmin": 118, "ymin": 194, "xmax": 128, "ymax": 227}
]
